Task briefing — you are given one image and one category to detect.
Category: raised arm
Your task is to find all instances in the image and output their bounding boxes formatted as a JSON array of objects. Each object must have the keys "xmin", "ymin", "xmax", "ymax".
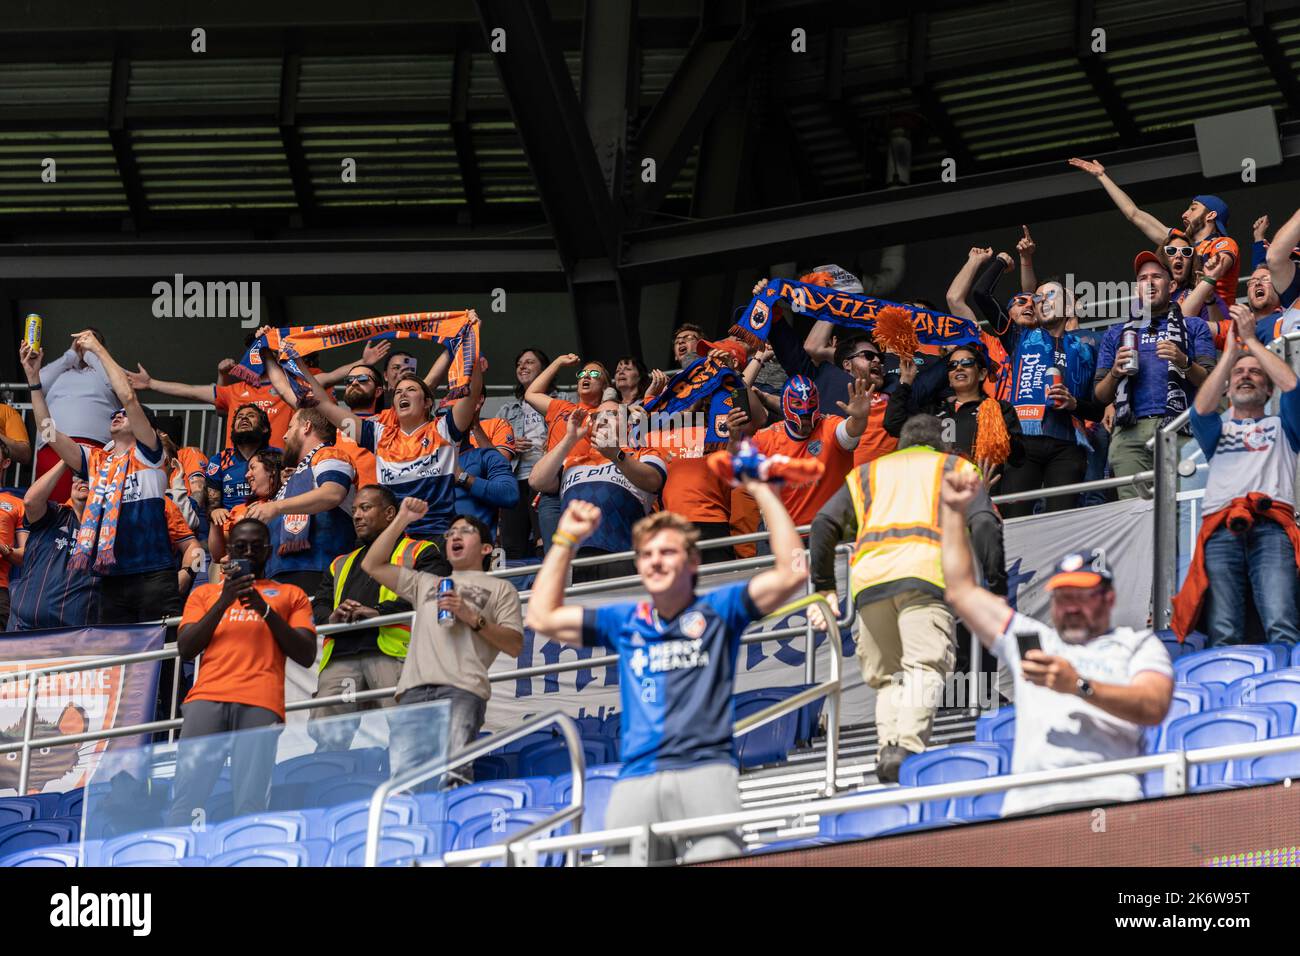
[
  {"xmin": 22, "ymin": 458, "xmax": 67, "ymax": 526},
  {"xmin": 1235, "ymin": 304, "xmax": 1297, "ymax": 392},
  {"xmin": 526, "ymin": 353, "xmax": 580, "ymax": 415},
  {"xmin": 522, "ymin": 500, "xmax": 599, "ymax": 645},
  {"xmin": 449, "ymin": 353, "xmax": 485, "ymax": 436},
  {"xmin": 939, "ymin": 468, "xmax": 1011, "ymax": 650},
  {"xmin": 80, "ymin": 333, "xmax": 156, "ymax": 453},
  {"xmin": 836, "ymin": 377, "xmax": 874, "ymax": 440},
  {"xmin": 529, "ymin": 407, "xmax": 586, "ymax": 494},
  {"xmin": 125, "ymin": 364, "xmax": 217, "ymax": 405},
  {"xmin": 744, "ymin": 479, "xmax": 806, "ymax": 615},
  {"xmin": 1068, "ymin": 158, "xmax": 1169, "ymax": 243},
  {"xmin": 947, "ymin": 247, "xmax": 993, "ymax": 321},
  {"xmin": 1016, "ymin": 225, "xmax": 1039, "ymax": 293},
  {"xmin": 423, "ymin": 348, "xmax": 452, "ymax": 391},
  {"xmin": 1267, "ymin": 205, "xmax": 1300, "ymax": 296},
  {"xmin": 360, "ymin": 497, "xmax": 425, "ymax": 593},
  {"xmin": 19, "ymin": 343, "xmax": 83, "ymax": 471}
]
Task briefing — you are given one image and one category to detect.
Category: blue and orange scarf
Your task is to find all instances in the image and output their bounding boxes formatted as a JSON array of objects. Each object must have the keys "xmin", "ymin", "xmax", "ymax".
[
  {"xmin": 233, "ymin": 311, "xmax": 480, "ymax": 403},
  {"xmin": 642, "ymin": 355, "xmax": 744, "ymax": 449},
  {"xmin": 276, "ymin": 443, "xmax": 325, "ymax": 555},
  {"xmin": 70, "ymin": 449, "xmax": 131, "ymax": 572},
  {"xmin": 729, "ymin": 278, "xmax": 982, "ymax": 351}
]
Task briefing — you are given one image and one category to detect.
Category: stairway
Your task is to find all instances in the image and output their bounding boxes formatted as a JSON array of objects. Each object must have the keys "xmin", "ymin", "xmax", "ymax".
[{"xmin": 733, "ymin": 708, "xmax": 983, "ymax": 845}]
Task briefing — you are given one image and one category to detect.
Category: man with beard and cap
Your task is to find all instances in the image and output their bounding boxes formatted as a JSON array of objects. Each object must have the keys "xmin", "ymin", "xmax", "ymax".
[
  {"xmin": 1172, "ymin": 305, "xmax": 1300, "ymax": 648},
  {"xmin": 308, "ymin": 484, "xmax": 448, "ymax": 750},
  {"xmin": 205, "ymin": 403, "xmax": 277, "ymax": 530},
  {"xmin": 1069, "ymin": 158, "xmax": 1239, "ymax": 305},
  {"xmin": 940, "ymin": 466, "xmax": 1173, "ymax": 815},
  {"xmin": 750, "ymin": 373, "xmax": 873, "ymax": 526},
  {"xmin": 334, "ymin": 362, "xmax": 383, "ymax": 489},
  {"xmin": 247, "ymin": 406, "xmax": 356, "ymax": 597}
]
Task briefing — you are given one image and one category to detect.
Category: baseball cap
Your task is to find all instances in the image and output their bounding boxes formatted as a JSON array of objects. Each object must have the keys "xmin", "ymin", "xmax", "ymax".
[
  {"xmin": 1045, "ymin": 549, "xmax": 1113, "ymax": 591},
  {"xmin": 810, "ymin": 264, "xmax": 865, "ymax": 294},
  {"xmin": 696, "ymin": 337, "xmax": 749, "ymax": 370},
  {"xmin": 1192, "ymin": 194, "xmax": 1230, "ymax": 234},
  {"xmin": 1133, "ymin": 250, "xmax": 1169, "ymax": 277}
]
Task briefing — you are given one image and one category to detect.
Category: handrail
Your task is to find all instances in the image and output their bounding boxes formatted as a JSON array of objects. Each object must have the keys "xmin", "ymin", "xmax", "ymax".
[
  {"xmin": 363, "ymin": 710, "xmax": 585, "ymax": 868},
  {"xmin": 990, "ymin": 470, "xmax": 1155, "ymax": 506},
  {"xmin": 470, "ymin": 731, "xmax": 1300, "ymax": 867}
]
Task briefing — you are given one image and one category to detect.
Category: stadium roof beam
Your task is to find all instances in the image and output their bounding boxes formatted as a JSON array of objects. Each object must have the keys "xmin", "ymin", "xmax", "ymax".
[
  {"xmin": 619, "ymin": 126, "xmax": 1300, "ymax": 279},
  {"xmin": 907, "ymin": 9, "xmax": 972, "ymax": 172},
  {"xmin": 450, "ymin": 45, "xmax": 486, "ymax": 222},
  {"xmin": 580, "ymin": 0, "xmax": 640, "ymax": 201},
  {"xmin": 1246, "ymin": 0, "xmax": 1300, "ymax": 118},
  {"xmin": 474, "ymin": 0, "xmax": 640, "ymax": 360},
  {"xmin": 107, "ymin": 43, "xmax": 148, "ymax": 230},
  {"xmin": 278, "ymin": 45, "xmax": 316, "ymax": 227},
  {"xmin": 1074, "ymin": 0, "xmax": 1138, "ymax": 145},
  {"xmin": 629, "ymin": 7, "xmax": 755, "ymax": 219}
]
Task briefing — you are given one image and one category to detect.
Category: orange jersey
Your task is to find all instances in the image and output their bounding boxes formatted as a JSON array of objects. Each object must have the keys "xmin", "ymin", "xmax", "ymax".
[
  {"xmin": 170, "ymin": 446, "xmax": 209, "ymax": 488},
  {"xmin": 852, "ymin": 392, "xmax": 897, "ymax": 468},
  {"xmin": 0, "ymin": 491, "xmax": 23, "ymax": 588},
  {"xmin": 336, "ymin": 431, "xmax": 378, "ymax": 490},
  {"xmin": 730, "ymin": 486, "xmax": 759, "ymax": 558},
  {"xmin": 753, "ymin": 415, "xmax": 857, "ymax": 526},
  {"xmin": 164, "ymin": 496, "xmax": 196, "ymax": 550},
  {"xmin": 1195, "ymin": 234, "xmax": 1240, "ymax": 304},
  {"xmin": 215, "ymin": 381, "xmax": 294, "ymax": 449},
  {"xmin": 182, "ymin": 580, "xmax": 315, "ymax": 719},
  {"xmin": 655, "ymin": 425, "xmax": 731, "ymax": 523},
  {"xmin": 471, "ymin": 417, "xmax": 516, "ymax": 460},
  {"xmin": 543, "ymin": 398, "xmax": 602, "ymax": 452},
  {"xmin": 0, "ymin": 404, "xmax": 27, "ymax": 451}
]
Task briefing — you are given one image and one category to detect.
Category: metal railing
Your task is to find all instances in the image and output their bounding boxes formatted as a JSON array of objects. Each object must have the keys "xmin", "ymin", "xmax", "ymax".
[
  {"xmin": 363, "ymin": 711, "xmax": 587, "ymax": 869},
  {"xmin": 449, "ymin": 730, "xmax": 1300, "ymax": 867}
]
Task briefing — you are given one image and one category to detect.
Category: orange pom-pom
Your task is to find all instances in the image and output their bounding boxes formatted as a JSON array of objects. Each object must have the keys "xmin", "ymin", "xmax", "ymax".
[
  {"xmin": 972, "ymin": 398, "xmax": 1011, "ymax": 467},
  {"xmin": 798, "ymin": 271, "xmax": 835, "ymax": 287},
  {"xmin": 873, "ymin": 306, "xmax": 920, "ymax": 358}
]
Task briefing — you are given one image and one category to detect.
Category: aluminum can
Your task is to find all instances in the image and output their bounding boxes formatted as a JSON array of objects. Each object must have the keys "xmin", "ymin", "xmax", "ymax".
[
  {"xmin": 438, "ymin": 577, "xmax": 456, "ymax": 625},
  {"xmin": 1121, "ymin": 329, "xmax": 1140, "ymax": 375},
  {"xmin": 23, "ymin": 313, "xmax": 41, "ymax": 351},
  {"xmin": 1045, "ymin": 366, "xmax": 1063, "ymax": 407}
]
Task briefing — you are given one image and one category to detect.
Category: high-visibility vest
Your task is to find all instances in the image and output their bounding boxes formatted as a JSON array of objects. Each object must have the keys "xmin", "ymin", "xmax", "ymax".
[
  {"xmin": 844, "ymin": 445, "xmax": 971, "ymax": 604},
  {"xmin": 319, "ymin": 536, "xmax": 436, "ymax": 671}
]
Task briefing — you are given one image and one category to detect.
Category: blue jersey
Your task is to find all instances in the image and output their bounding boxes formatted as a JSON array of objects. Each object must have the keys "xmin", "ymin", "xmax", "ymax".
[
  {"xmin": 581, "ymin": 582, "xmax": 761, "ymax": 777},
  {"xmin": 76, "ymin": 440, "xmax": 174, "ymax": 576},
  {"xmin": 359, "ymin": 408, "xmax": 463, "ymax": 538},
  {"xmin": 10, "ymin": 503, "xmax": 99, "ymax": 629},
  {"xmin": 266, "ymin": 445, "xmax": 357, "ymax": 577},
  {"xmin": 205, "ymin": 444, "xmax": 279, "ymax": 510},
  {"xmin": 560, "ymin": 450, "xmax": 666, "ymax": 554}
]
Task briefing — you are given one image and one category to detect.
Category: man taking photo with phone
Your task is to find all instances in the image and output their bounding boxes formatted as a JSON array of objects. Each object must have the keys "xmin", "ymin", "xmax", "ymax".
[{"xmin": 938, "ymin": 467, "xmax": 1172, "ymax": 816}]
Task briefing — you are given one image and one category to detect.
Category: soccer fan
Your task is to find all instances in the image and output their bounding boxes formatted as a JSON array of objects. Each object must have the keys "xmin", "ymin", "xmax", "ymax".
[
  {"xmin": 166, "ymin": 518, "xmax": 316, "ymax": 825},
  {"xmin": 497, "ymin": 348, "xmax": 567, "ymax": 561},
  {"xmin": 246, "ymin": 407, "xmax": 356, "ymax": 596},
  {"xmin": 750, "ymin": 373, "xmax": 873, "ymax": 526},
  {"xmin": 333, "ymin": 362, "xmax": 384, "ymax": 489},
  {"xmin": 1237, "ymin": 265, "xmax": 1290, "ymax": 344},
  {"xmin": 810, "ymin": 415, "xmax": 977, "ymax": 781},
  {"xmin": 526, "ymin": 471, "xmax": 805, "ymax": 863},
  {"xmin": 363, "ymin": 500, "xmax": 524, "ymax": 782},
  {"xmin": 525, "ymin": 353, "xmax": 610, "ymax": 552},
  {"xmin": 454, "ymin": 398, "xmax": 519, "ymax": 549},
  {"xmin": 383, "ymin": 350, "xmax": 418, "ymax": 394},
  {"xmin": 11, "ymin": 462, "xmax": 99, "ymax": 629},
  {"xmin": 309, "ymin": 485, "xmax": 447, "ymax": 749},
  {"xmin": 529, "ymin": 403, "xmax": 666, "ymax": 581},
  {"xmin": 0, "ymin": 448, "xmax": 21, "ymax": 627},
  {"xmin": 22, "ymin": 335, "xmax": 183, "ymax": 624},
  {"xmin": 941, "ymin": 468, "xmax": 1173, "ymax": 816},
  {"xmin": 205, "ymin": 404, "xmax": 276, "ymax": 524},
  {"xmin": 32, "ymin": 326, "xmax": 114, "ymax": 499},
  {"xmin": 1093, "ymin": 252, "xmax": 1221, "ymax": 495},
  {"xmin": 612, "ymin": 356, "xmax": 650, "ymax": 405},
  {"xmin": 1069, "ymin": 158, "xmax": 1239, "ymax": 305},
  {"xmin": 285, "ymin": 353, "xmax": 482, "ymax": 548},
  {"xmin": 1173, "ymin": 307, "xmax": 1300, "ymax": 647},
  {"xmin": 670, "ymin": 324, "xmax": 706, "ymax": 369},
  {"xmin": 208, "ymin": 448, "xmax": 283, "ymax": 565}
]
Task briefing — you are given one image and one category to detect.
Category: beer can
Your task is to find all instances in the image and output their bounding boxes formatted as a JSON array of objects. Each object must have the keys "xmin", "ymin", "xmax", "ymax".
[
  {"xmin": 1045, "ymin": 366, "xmax": 1063, "ymax": 407},
  {"xmin": 437, "ymin": 576, "xmax": 456, "ymax": 625},
  {"xmin": 23, "ymin": 313, "xmax": 41, "ymax": 351},
  {"xmin": 1121, "ymin": 329, "xmax": 1139, "ymax": 375}
]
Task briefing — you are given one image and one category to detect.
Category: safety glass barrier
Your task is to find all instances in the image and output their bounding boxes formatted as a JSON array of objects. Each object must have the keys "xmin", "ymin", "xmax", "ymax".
[{"xmin": 80, "ymin": 698, "xmax": 449, "ymax": 867}]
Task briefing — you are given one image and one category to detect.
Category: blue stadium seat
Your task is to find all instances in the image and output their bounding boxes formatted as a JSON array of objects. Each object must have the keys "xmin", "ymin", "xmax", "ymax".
[
  {"xmin": 898, "ymin": 744, "xmax": 1008, "ymax": 822},
  {"xmin": 1292, "ymin": 644, "xmax": 1300, "ymax": 669},
  {"xmin": 1148, "ymin": 683, "xmax": 1217, "ymax": 751},
  {"xmin": 471, "ymin": 755, "xmax": 512, "ymax": 781},
  {"xmin": 57, "ymin": 788, "xmax": 85, "ymax": 820},
  {"xmin": 329, "ymin": 826, "xmax": 439, "ymax": 867},
  {"xmin": 0, "ymin": 819, "xmax": 79, "ymax": 857},
  {"xmin": 601, "ymin": 713, "xmax": 621, "ymax": 741},
  {"xmin": 350, "ymin": 747, "xmax": 389, "ymax": 775},
  {"xmin": 819, "ymin": 802, "xmax": 917, "ymax": 840},
  {"xmin": 1222, "ymin": 669, "xmax": 1300, "ymax": 731},
  {"xmin": 321, "ymin": 796, "xmax": 418, "ymax": 841},
  {"xmin": 0, "ymin": 797, "xmax": 41, "ymax": 827},
  {"xmin": 974, "ymin": 707, "xmax": 1016, "ymax": 744},
  {"xmin": 1162, "ymin": 705, "xmax": 1292, "ymax": 787},
  {"xmin": 24, "ymin": 793, "xmax": 62, "ymax": 818},
  {"xmin": 206, "ymin": 812, "xmax": 311, "ymax": 855},
  {"xmin": 1263, "ymin": 644, "xmax": 1293, "ymax": 669},
  {"xmin": 734, "ymin": 690, "xmax": 801, "ymax": 768},
  {"xmin": 572, "ymin": 715, "xmax": 605, "ymax": 738},
  {"xmin": 1174, "ymin": 647, "xmax": 1275, "ymax": 701},
  {"xmin": 440, "ymin": 782, "xmax": 529, "ymax": 826},
  {"xmin": 272, "ymin": 752, "xmax": 362, "ymax": 786},
  {"xmin": 0, "ymin": 844, "xmax": 81, "ymax": 867},
  {"xmin": 548, "ymin": 772, "xmax": 620, "ymax": 831},
  {"xmin": 1182, "ymin": 632, "xmax": 1207, "ymax": 653},
  {"xmin": 100, "ymin": 829, "xmax": 197, "ymax": 866},
  {"xmin": 518, "ymin": 737, "xmax": 613, "ymax": 778},
  {"xmin": 1229, "ymin": 750, "xmax": 1300, "ymax": 785},
  {"xmin": 305, "ymin": 774, "xmax": 387, "ymax": 809},
  {"xmin": 514, "ymin": 776, "xmax": 557, "ymax": 806},
  {"xmin": 452, "ymin": 809, "xmax": 563, "ymax": 865},
  {"xmin": 1159, "ymin": 637, "xmax": 1185, "ymax": 660},
  {"xmin": 209, "ymin": 840, "xmax": 331, "ymax": 867}
]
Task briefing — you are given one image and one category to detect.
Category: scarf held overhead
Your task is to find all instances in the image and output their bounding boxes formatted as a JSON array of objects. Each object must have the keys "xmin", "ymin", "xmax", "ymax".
[
  {"xmin": 730, "ymin": 278, "xmax": 982, "ymax": 352},
  {"xmin": 233, "ymin": 311, "xmax": 480, "ymax": 402},
  {"xmin": 642, "ymin": 355, "xmax": 743, "ymax": 449}
]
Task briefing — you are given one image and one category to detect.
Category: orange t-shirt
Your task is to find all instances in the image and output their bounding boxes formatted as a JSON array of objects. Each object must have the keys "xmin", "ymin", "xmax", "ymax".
[
  {"xmin": 542, "ymin": 398, "xmax": 602, "ymax": 452},
  {"xmin": 471, "ymin": 417, "xmax": 516, "ymax": 461},
  {"xmin": 215, "ymin": 382, "xmax": 294, "ymax": 449},
  {"xmin": 730, "ymin": 486, "xmax": 759, "ymax": 558},
  {"xmin": 654, "ymin": 425, "xmax": 730, "ymax": 524},
  {"xmin": 182, "ymin": 580, "xmax": 315, "ymax": 719},
  {"xmin": 164, "ymin": 496, "xmax": 196, "ymax": 550},
  {"xmin": 852, "ymin": 393, "xmax": 897, "ymax": 468},
  {"xmin": 1195, "ymin": 233, "xmax": 1240, "ymax": 305},
  {"xmin": 0, "ymin": 491, "xmax": 24, "ymax": 588},
  {"xmin": 336, "ymin": 433, "xmax": 378, "ymax": 490},
  {"xmin": 172, "ymin": 446, "xmax": 209, "ymax": 484},
  {"xmin": 0, "ymin": 404, "xmax": 28, "ymax": 450},
  {"xmin": 753, "ymin": 415, "xmax": 857, "ymax": 526}
]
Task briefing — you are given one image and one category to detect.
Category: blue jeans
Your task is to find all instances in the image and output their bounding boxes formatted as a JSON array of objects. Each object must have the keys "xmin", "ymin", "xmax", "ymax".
[
  {"xmin": 1203, "ymin": 521, "xmax": 1300, "ymax": 647},
  {"xmin": 1077, "ymin": 426, "xmax": 1112, "ymax": 508},
  {"xmin": 392, "ymin": 684, "xmax": 487, "ymax": 787},
  {"xmin": 537, "ymin": 492, "xmax": 563, "ymax": 557}
]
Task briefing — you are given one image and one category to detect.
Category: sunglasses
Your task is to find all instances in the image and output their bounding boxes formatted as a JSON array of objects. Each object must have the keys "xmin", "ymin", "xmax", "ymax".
[
  {"xmin": 947, "ymin": 358, "xmax": 979, "ymax": 370},
  {"xmin": 345, "ymin": 374, "xmax": 377, "ymax": 385},
  {"xmin": 1163, "ymin": 245, "xmax": 1194, "ymax": 259},
  {"xmin": 848, "ymin": 349, "xmax": 882, "ymax": 363},
  {"xmin": 111, "ymin": 408, "xmax": 127, "ymax": 419},
  {"xmin": 1008, "ymin": 293, "xmax": 1044, "ymax": 308},
  {"xmin": 576, "ymin": 369, "xmax": 604, "ymax": 381}
]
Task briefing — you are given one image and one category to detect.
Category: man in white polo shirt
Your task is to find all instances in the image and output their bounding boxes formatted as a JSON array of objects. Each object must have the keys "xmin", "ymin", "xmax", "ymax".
[{"xmin": 939, "ymin": 469, "xmax": 1173, "ymax": 816}]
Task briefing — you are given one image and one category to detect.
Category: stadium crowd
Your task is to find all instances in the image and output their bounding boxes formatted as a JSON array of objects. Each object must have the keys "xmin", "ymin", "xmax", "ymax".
[{"xmin": 5, "ymin": 177, "xmax": 1300, "ymax": 838}]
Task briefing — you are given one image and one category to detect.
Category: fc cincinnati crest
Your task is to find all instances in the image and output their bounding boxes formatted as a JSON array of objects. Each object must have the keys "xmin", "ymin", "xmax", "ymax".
[
  {"xmin": 282, "ymin": 514, "xmax": 309, "ymax": 535},
  {"xmin": 808, "ymin": 439, "xmax": 823, "ymax": 456},
  {"xmin": 750, "ymin": 299, "xmax": 770, "ymax": 331},
  {"xmin": 680, "ymin": 611, "xmax": 706, "ymax": 639},
  {"xmin": 263, "ymin": 589, "xmax": 279, "ymax": 597},
  {"xmin": 1242, "ymin": 425, "xmax": 1270, "ymax": 451}
]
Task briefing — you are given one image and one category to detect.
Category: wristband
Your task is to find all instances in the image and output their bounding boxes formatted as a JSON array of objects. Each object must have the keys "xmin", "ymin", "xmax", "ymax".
[
  {"xmin": 551, "ymin": 531, "xmax": 578, "ymax": 549},
  {"xmin": 260, "ymin": 602, "xmax": 272, "ymax": 620},
  {"xmin": 27, "ymin": 382, "xmax": 41, "ymax": 391},
  {"xmin": 1199, "ymin": 275, "xmax": 1216, "ymax": 286}
]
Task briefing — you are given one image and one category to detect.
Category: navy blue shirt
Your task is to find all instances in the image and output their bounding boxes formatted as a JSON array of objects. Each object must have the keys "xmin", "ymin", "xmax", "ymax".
[
  {"xmin": 10, "ymin": 503, "xmax": 98, "ymax": 630},
  {"xmin": 453, "ymin": 443, "xmax": 519, "ymax": 544},
  {"xmin": 581, "ymin": 583, "xmax": 761, "ymax": 777},
  {"xmin": 1097, "ymin": 313, "xmax": 1216, "ymax": 419},
  {"xmin": 205, "ymin": 444, "xmax": 279, "ymax": 510}
]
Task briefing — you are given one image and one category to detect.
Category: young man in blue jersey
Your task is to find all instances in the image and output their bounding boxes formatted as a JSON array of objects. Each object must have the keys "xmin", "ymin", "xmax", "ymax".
[{"xmin": 526, "ymin": 477, "xmax": 807, "ymax": 864}]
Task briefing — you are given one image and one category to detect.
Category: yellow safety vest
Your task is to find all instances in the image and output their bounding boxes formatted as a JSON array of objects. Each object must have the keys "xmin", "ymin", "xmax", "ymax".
[
  {"xmin": 318, "ymin": 536, "xmax": 436, "ymax": 671},
  {"xmin": 844, "ymin": 445, "xmax": 971, "ymax": 604}
]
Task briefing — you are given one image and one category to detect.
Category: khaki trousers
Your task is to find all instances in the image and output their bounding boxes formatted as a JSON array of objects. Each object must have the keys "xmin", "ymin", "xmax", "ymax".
[
  {"xmin": 855, "ymin": 590, "xmax": 955, "ymax": 754},
  {"xmin": 309, "ymin": 650, "xmax": 403, "ymax": 750}
]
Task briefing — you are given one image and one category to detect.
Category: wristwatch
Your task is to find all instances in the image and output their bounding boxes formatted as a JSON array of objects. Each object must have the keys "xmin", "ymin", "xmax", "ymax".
[
  {"xmin": 471, "ymin": 613, "xmax": 486, "ymax": 632},
  {"xmin": 1076, "ymin": 677, "xmax": 1094, "ymax": 698},
  {"xmin": 615, "ymin": 449, "xmax": 627, "ymax": 462}
]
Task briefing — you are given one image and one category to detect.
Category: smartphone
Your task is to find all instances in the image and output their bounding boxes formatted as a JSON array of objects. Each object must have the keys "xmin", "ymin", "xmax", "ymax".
[
  {"xmin": 228, "ymin": 558, "xmax": 253, "ymax": 580},
  {"xmin": 1016, "ymin": 631, "xmax": 1041, "ymax": 658},
  {"xmin": 729, "ymin": 384, "xmax": 749, "ymax": 420}
]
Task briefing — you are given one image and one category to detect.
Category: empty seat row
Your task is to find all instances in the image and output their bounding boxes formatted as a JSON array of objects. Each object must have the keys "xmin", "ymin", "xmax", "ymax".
[{"xmin": 0, "ymin": 789, "xmax": 84, "ymax": 827}]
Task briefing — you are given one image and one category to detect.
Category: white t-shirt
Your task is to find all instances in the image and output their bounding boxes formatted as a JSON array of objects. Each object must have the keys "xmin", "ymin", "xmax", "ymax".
[
  {"xmin": 1190, "ymin": 388, "xmax": 1300, "ymax": 515},
  {"xmin": 992, "ymin": 611, "xmax": 1173, "ymax": 817}
]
